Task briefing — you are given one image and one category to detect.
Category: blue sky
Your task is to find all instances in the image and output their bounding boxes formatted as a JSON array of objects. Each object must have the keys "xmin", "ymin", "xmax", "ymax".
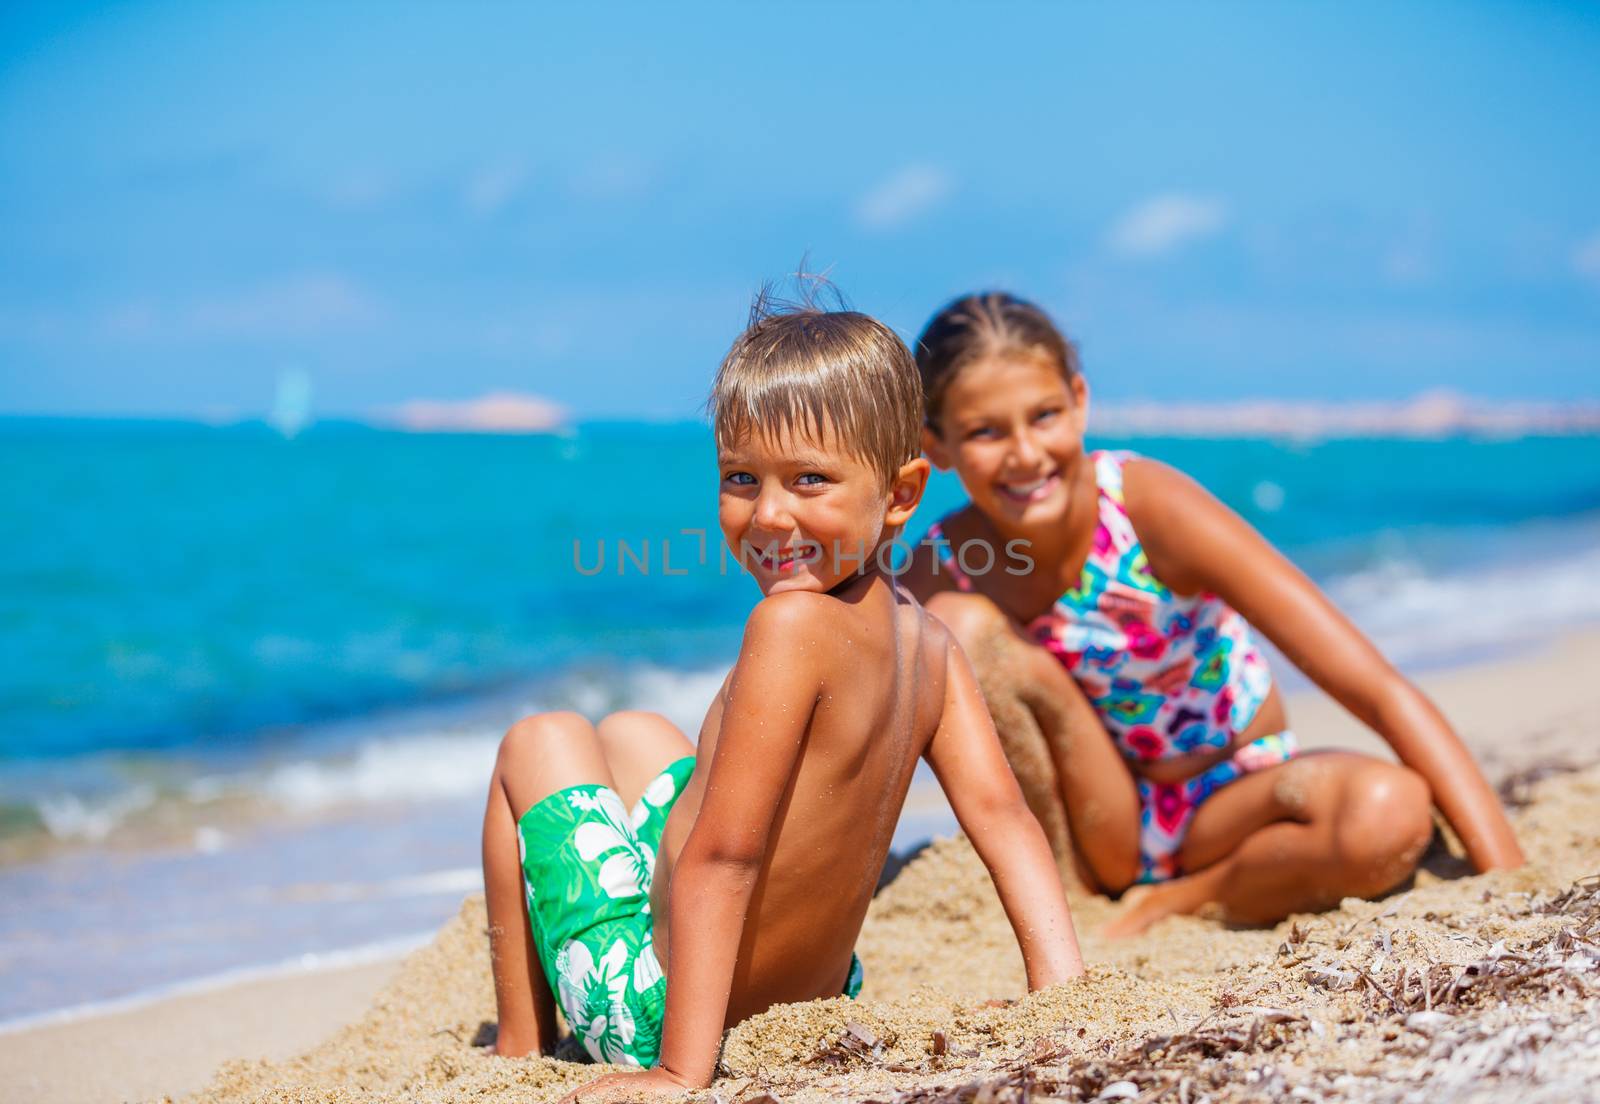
[{"xmin": 2, "ymin": 1, "xmax": 1598, "ymax": 419}]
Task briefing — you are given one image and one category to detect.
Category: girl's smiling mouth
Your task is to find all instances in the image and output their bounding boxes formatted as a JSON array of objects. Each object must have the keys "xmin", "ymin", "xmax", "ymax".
[{"xmin": 996, "ymin": 472, "xmax": 1061, "ymax": 503}]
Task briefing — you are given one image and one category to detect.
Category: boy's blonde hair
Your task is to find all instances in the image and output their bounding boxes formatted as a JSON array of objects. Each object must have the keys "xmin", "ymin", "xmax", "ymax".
[{"xmin": 710, "ymin": 295, "xmax": 923, "ymax": 486}]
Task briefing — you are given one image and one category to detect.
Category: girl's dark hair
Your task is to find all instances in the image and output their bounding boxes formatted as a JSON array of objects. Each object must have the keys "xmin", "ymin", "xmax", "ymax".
[{"xmin": 914, "ymin": 292, "xmax": 1081, "ymax": 432}]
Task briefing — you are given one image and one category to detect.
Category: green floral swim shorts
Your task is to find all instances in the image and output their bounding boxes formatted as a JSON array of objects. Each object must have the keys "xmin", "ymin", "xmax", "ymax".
[
  {"xmin": 517, "ymin": 755, "xmax": 865, "ymax": 1068},
  {"xmin": 517, "ymin": 756, "xmax": 694, "ymax": 1067}
]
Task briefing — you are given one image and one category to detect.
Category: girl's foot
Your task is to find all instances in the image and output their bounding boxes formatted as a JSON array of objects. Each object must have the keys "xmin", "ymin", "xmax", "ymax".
[{"xmin": 1100, "ymin": 871, "xmax": 1220, "ymax": 939}]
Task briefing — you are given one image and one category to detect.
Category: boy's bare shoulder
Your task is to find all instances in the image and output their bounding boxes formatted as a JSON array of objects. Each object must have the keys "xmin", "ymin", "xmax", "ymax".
[
  {"xmin": 903, "ymin": 590, "xmax": 958, "ymax": 701},
  {"xmin": 742, "ymin": 589, "xmax": 842, "ymax": 638},
  {"xmin": 908, "ymin": 595, "xmax": 954, "ymax": 653},
  {"xmin": 737, "ymin": 591, "xmax": 849, "ymax": 676}
]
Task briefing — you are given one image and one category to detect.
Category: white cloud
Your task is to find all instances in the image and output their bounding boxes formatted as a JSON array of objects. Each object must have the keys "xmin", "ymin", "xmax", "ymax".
[
  {"xmin": 103, "ymin": 302, "xmax": 159, "ymax": 339},
  {"xmin": 98, "ymin": 275, "xmax": 380, "ymax": 342},
  {"xmin": 854, "ymin": 164, "xmax": 953, "ymax": 231},
  {"xmin": 1574, "ymin": 231, "xmax": 1600, "ymax": 282},
  {"xmin": 464, "ymin": 163, "xmax": 529, "ymax": 216},
  {"xmin": 188, "ymin": 274, "xmax": 379, "ymax": 336},
  {"xmin": 1107, "ymin": 193, "xmax": 1227, "ymax": 258},
  {"xmin": 567, "ymin": 155, "xmax": 654, "ymax": 202},
  {"xmin": 1383, "ymin": 242, "xmax": 1432, "ymax": 286},
  {"xmin": 327, "ymin": 170, "xmax": 391, "ymax": 210}
]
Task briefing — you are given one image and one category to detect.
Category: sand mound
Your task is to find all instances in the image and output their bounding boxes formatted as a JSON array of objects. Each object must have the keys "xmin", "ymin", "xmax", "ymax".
[{"xmin": 168, "ymin": 766, "xmax": 1600, "ymax": 1104}]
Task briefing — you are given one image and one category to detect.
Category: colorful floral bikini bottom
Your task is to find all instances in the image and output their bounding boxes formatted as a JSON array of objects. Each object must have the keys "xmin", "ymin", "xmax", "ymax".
[{"xmin": 1135, "ymin": 730, "xmax": 1299, "ymax": 884}]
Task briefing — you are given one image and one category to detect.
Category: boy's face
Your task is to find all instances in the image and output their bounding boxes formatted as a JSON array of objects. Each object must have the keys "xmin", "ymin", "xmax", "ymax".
[{"xmin": 718, "ymin": 423, "xmax": 923, "ymax": 595}]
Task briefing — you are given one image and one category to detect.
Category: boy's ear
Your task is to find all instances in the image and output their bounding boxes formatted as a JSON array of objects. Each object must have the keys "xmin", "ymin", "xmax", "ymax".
[
  {"xmin": 886, "ymin": 457, "xmax": 931, "ymax": 528},
  {"xmin": 920, "ymin": 425, "xmax": 953, "ymax": 472},
  {"xmin": 1069, "ymin": 374, "xmax": 1090, "ymax": 437}
]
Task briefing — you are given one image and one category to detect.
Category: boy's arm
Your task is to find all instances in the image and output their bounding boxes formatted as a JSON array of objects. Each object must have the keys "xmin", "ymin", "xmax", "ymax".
[
  {"xmin": 1128, "ymin": 459, "xmax": 1524, "ymax": 872},
  {"xmin": 925, "ymin": 636, "xmax": 1086, "ymax": 988},
  {"xmin": 565, "ymin": 595, "xmax": 823, "ymax": 1102}
]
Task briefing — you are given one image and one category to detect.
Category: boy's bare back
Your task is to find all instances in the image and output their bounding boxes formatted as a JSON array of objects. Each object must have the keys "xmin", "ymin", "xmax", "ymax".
[{"xmin": 651, "ymin": 572, "xmax": 951, "ymax": 1022}]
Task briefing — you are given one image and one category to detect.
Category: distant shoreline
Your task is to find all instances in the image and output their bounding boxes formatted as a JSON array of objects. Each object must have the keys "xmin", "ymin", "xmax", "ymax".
[
  {"xmin": 4, "ymin": 389, "xmax": 1600, "ymax": 439},
  {"xmin": 1091, "ymin": 389, "xmax": 1600, "ymax": 438}
]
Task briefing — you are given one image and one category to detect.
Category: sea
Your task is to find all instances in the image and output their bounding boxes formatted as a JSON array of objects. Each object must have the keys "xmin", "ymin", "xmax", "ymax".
[{"xmin": 3, "ymin": 417, "xmax": 1600, "ymax": 1028}]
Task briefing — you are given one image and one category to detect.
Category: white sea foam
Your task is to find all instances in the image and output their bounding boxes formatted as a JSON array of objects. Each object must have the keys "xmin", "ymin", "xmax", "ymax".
[
  {"xmin": 271, "ymin": 867, "xmax": 483, "ymax": 903},
  {"xmin": 28, "ymin": 662, "xmax": 729, "ymax": 840},
  {"xmin": 1327, "ymin": 539, "xmax": 1600, "ymax": 666},
  {"xmin": 35, "ymin": 785, "xmax": 157, "ymax": 843},
  {"xmin": 255, "ymin": 731, "xmax": 505, "ymax": 811},
  {"xmin": 249, "ymin": 663, "xmax": 726, "ymax": 813}
]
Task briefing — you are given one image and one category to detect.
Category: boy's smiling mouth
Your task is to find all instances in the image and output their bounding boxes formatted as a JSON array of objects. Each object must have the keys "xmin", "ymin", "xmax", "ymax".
[{"xmin": 750, "ymin": 543, "xmax": 817, "ymax": 573}]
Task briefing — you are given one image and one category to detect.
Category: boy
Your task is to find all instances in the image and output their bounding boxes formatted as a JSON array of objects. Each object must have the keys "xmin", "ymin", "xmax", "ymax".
[{"xmin": 480, "ymin": 303, "xmax": 1085, "ymax": 1101}]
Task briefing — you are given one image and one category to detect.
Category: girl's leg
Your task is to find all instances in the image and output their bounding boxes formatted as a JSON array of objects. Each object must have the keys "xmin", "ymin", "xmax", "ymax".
[
  {"xmin": 594, "ymin": 710, "xmax": 696, "ymax": 808},
  {"xmin": 928, "ymin": 592, "xmax": 1142, "ymax": 894},
  {"xmin": 481, "ymin": 711, "xmax": 616, "ymax": 1057},
  {"xmin": 1104, "ymin": 752, "xmax": 1433, "ymax": 937}
]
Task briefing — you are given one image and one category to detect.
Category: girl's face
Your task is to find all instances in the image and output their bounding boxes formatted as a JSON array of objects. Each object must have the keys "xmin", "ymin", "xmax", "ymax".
[{"xmin": 923, "ymin": 355, "xmax": 1090, "ymax": 529}]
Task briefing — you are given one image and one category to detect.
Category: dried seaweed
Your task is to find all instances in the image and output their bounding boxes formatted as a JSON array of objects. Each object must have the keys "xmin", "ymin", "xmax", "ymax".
[
  {"xmin": 1496, "ymin": 760, "xmax": 1583, "ymax": 810},
  {"xmin": 857, "ymin": 874, "xmax": 1600, "ymax": 1104}
]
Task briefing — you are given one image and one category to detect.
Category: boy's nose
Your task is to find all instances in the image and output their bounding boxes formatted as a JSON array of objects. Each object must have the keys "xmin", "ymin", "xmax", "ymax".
[{"xmin": 752, "ymin": 487, "xmax": 794, "ymax": 532}]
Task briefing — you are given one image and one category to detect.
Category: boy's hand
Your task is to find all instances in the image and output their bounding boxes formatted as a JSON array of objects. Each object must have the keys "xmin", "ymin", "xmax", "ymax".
[
  {"xmin": 926, "ymin": 639, "xmax": 1086, "ymax": 988},
  {"xmin": 560, "ymin": 1067, "xmax": 695, "ymax": 1104}
]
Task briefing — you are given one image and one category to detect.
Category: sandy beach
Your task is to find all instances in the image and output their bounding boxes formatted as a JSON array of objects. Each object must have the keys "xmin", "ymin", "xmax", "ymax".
[{"xmin": 4, "ymin": 631, "xmax": 1598, "ymax": 1104}]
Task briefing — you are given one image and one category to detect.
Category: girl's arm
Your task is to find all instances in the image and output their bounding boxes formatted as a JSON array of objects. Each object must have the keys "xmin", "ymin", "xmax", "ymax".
[{"xmin": 1126, "ymin": 459, "xmax": 1524, "ymax": 872}]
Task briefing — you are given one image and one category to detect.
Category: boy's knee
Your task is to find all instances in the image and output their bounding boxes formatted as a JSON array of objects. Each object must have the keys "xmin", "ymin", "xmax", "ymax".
[
  {"xmin": 1335, "ymin": 764, "xmax": 1433, "ymax": 893},
  {"xmin": 595, "ymin": 710, "xmax": 673, "ymax": 754},
  {"xmin": 499, "ymin": 711, "xmax": 589, "ymax": 769}
]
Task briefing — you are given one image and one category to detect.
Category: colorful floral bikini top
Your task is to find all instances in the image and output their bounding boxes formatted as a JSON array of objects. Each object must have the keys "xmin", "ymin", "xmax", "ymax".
[{"xmin": 928, "ymin": 450, "xmax": 1273, "ymax": 763}]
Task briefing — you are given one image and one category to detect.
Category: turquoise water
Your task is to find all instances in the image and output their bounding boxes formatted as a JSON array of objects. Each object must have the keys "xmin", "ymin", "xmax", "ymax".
[
  {"xmin": 3, "ymin": 418, "xmax": 1600, "ymax": 1022},
  {"xmin": 7, "ymin": 420, "xmax": 1600, "ymax": 775}
]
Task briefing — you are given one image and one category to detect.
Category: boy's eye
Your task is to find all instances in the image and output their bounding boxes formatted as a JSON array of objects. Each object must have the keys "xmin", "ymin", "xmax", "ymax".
[
  {"xmin": 1033, "ymin": 408, "xmax": 1061, "ymax": 424},
  {"xmin": 963, "ymin": 425, "xmax": 997, "ymax": 441},
  {"xmin": 796, "ymin": 472, "xmax": 828, "ymax": 486},
  {"xmin": 724, "ymin": 471, "xmax": 756, "ymax": 486}
]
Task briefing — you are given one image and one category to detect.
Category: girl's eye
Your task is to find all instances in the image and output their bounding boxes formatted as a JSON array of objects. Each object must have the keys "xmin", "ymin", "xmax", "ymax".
[
  {"xmin": 963, "ymin": 425, "xmax": 997, "ymax": 441},
  {"xmin": 724, "ymin": 471, "xmax": 756, "ymax": 486},
  {"xmin": 1033, "ymin": 408, "xmax": 1061, "ymax": 424}
]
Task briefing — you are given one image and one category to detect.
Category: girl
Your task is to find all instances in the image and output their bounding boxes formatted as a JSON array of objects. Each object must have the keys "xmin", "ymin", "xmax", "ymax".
[{"xmin": 903, "ymin": 292, "xmax": 1523, "ymax": 937}]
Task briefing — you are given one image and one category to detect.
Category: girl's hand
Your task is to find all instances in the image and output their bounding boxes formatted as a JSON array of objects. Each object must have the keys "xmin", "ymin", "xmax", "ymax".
[{"xmin": 560, "ymin": 1067, "xmax": 696, "ymax": 1104}]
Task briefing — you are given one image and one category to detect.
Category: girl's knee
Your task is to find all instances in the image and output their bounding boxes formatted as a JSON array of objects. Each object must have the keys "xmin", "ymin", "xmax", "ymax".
[
  {"xmin": 926, "ymin": 591, "xmax": 1009, "ymax": 650},
  {"xmin": 1094, "ymin": 850, "xmax": 1141, "ymax": 897},
  {"xmin": 1335, "ymin": 764, "xmax": 1433, "ymax": 891}
]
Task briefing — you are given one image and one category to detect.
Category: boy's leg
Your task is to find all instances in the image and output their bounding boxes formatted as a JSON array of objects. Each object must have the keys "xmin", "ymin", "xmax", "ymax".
[
  {"xmin": 482, "ymin": 711, "xmax": 616, "ymax": 1057},
  {"xmin": 1104, "ymin": 752, "xmax": 1433, "ymax": 937},
  {"xmin": 928, "ymin": 592, "xmax": 1141, "ymax": 895},
  {"xmin": 594, "ymin": 710, "xmax": 696, "ymax": 809}
]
